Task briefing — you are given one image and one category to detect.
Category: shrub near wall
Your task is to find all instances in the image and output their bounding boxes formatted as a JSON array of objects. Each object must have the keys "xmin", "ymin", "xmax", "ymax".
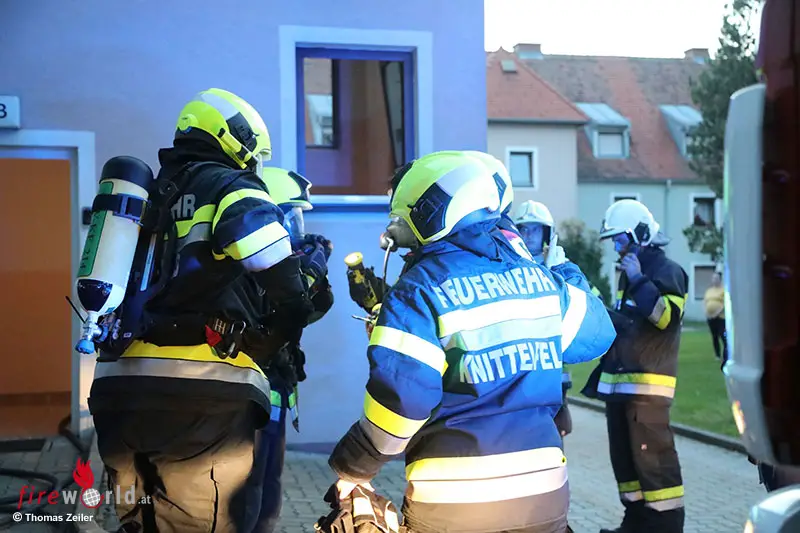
[{"xmin": 558, "ymin": 219, "xmax": 612, "ymax": 305}]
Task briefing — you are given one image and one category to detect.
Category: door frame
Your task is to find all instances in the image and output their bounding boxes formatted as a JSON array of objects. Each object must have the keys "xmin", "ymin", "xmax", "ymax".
[
  {"xmin": 0, "ymin": 129, "xmax": 96, "ymax": 439},
  {"xmin": 278, "ymin": 25, "xmax": 434, "ymax": 207}
]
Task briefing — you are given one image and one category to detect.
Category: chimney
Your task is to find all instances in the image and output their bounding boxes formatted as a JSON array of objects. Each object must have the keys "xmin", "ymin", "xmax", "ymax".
[
  {"xmin": 684, "ymin": 48, "xmax": 710, "ymax": 64},
  {"xmin": 514, "ymin": 43, "xmax": 543, "ymax": 60}
]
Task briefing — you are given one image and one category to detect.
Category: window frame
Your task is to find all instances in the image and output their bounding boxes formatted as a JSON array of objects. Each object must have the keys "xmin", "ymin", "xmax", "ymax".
[
  {"xmin": 592, "ymin": 128, "xmax": 630, "ymax": 159},
  {"xmin": 504, "ymin": 146, "xmax": 539, "ymax": 190},
  {"xmin": 609, "ymin": 191, "xmax": 642, "ymax": 205},
  {"xmin": 304, "ymin": 58, "xmax": 341, "ymax": 150},
  {"xmin": 691, "ymin": 262, "xmax": 718, "ymax": 301},
  {"xmin": 689, "ymin": 192, "xmax": 720, "ymax": 228}
]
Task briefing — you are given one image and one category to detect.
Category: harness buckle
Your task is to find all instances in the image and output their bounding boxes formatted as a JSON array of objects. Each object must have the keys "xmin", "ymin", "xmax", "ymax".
[{"xmin": 206, "ymin": 319, "xmax": 247, "ymax": 360}]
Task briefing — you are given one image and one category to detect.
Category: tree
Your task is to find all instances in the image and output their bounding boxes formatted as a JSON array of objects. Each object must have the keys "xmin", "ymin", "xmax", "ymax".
[
  {"xmin": 684, "ymin": 0, "xmax": 759, "ymax": 263},
  {"xmin": 558, "ymin": 219, "xmax": 612, "ymax": 305}
]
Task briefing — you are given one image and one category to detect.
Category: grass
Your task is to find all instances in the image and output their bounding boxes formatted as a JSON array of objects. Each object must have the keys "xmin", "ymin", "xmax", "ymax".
[{"xmin": 567, "ymin": 327, "xmax": 738, "ymax": 437}]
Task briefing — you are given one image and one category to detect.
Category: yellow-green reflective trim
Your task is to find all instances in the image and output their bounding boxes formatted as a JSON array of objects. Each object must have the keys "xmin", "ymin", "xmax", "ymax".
[
  {"xmin": 175, "ymin": 205, "xmax": 216, "ymax": 238},
  {"xmin": 369, "ymin": 326, "xmax": 447, "ymax": 375},
  {"xmin": 600, "ymin": 372, "xmax": 676, "ymax": 388},
  {"xmin": 270, "ymin": 390, "xmax": 281, "ymax": 407},
  {"xmin": 363, "ymin": 392, "xmax": 427, "ymax": 439},
  {"xmin": 211, "ymin": 189, "xmax": 275, "ymax": 233},
  {"xmin": 618, "ymin": 480, "xmax": 641, "ymax": 493},
  {"xmin": 643, "ymin": 485, "xmax": 684, "ymax": 502},
  {"xmin": 222, "ymin": 222, "xmax": 287, "ymax": 260}
]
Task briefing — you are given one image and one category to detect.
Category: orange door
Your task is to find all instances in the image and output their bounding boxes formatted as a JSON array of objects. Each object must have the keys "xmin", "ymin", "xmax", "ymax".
[{"xmin": 0, "ymin": 157, "xmax": 72, "ymax": 437}]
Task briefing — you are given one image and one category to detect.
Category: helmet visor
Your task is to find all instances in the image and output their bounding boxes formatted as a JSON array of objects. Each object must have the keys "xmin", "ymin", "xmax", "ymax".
[{"xmin": 283, "ymin": 206, "xmax": 305, "ymax": 240}]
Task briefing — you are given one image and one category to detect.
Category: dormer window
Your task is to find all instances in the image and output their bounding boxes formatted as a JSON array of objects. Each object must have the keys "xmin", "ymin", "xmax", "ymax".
[
  {"xmin": 660, "ymin": 105, "xmax": 703, "ymax": 159},
  {"xmin": 575, "ymin": 103, "xmax": 631, "ymax": 159}
]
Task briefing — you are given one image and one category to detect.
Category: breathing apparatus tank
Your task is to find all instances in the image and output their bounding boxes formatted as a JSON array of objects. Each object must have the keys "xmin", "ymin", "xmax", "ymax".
[{"xmin": 74, "ymin": 156, "xmax": 154, "ymax": 355}]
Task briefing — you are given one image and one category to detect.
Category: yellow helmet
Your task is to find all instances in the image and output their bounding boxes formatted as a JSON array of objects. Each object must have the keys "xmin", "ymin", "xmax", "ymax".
[
  {"xmin": 417, "ymin": 150, "xmax": 513, "ymax": 215},
  {"xmin": 389, "ymin": 152, "xmax": 500, "ymax": 244},
  {"xmin": 175, "ymin": 88, "xmax": 271, "ymax": 171},
  {"xmin": 261, "ymin": 167, "xmax": 313, "ymax": 210}
]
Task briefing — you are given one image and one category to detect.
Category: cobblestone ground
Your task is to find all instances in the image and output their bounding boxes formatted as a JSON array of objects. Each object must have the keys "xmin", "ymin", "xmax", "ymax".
[
  {"xmin": 277, "ymin": 406, "xmax": 766, "ymax": 533},
  {"xmin": 0, "ymin": 438, "xmax": 84, "ymax": 532},
  {"xmin": 2, "ymin": 406, "xmax": 768, "ymax": 532}
]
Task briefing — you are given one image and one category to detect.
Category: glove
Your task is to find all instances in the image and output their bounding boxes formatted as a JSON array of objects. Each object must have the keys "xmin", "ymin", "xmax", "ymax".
[
  {"xmin": 365, "ymin": 304, "xmax": 382, "ymax": 339},
  {"xmin": 294, "ymin": 233, "xmax": 334, "ymax": 260},
  {"xmin": 544, "ymin": 234, "xmax": 567, "ymax": 268},
  {"xmin": 554, "ymin": 394, "xmax": 573, "ymax": 437},
  {"xmin": 297, "ymin": 242, "xmax": 329, "ymax": 287},
  {"xmin": 620, "ymin": 252, "xmax": 642, "ymax": 279}
]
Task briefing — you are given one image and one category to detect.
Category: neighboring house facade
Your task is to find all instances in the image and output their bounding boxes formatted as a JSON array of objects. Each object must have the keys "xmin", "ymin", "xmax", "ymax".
[
  {"xmin": 0, "ymin": 0, "xmax": 487, "ymax": 446},
  {"xmin": 487, "ymin": 43, "xmax": 720, "ymax": 321},
  {"xmin": 486, "ymin": 50, "xmax": 586, "ymax": 224}
]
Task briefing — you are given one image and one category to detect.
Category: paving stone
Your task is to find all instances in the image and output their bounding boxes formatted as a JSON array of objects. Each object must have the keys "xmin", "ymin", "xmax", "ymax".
[{"xmin": 2, "ymin": 406, "xmax": 769, "ymax": 532}]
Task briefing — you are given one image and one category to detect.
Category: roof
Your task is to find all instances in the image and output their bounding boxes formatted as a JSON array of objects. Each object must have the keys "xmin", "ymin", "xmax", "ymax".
[
  {"xmin": 486, "ymin": 49, "xmax": 587, "ymax": 124},
  {"xmin": 519, "ymin": 54, "xmax": 708, "ymax": 180},
  {"xmin": 575, "ymin": 102, "xmax": 630, "ymax": 128}
]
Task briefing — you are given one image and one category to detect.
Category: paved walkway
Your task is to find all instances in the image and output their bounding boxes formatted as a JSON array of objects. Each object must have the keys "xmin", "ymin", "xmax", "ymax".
[
  {"xmin": 277, "ymin": 406, "xmax": 766, "ymax": 533},
  {"xmin": 1, "ymin": 406, "xmax": 768, "ymax": 532}
]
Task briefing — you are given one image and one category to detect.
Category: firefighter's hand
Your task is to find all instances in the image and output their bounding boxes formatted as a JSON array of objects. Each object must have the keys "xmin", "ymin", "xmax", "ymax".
[
  {"xmin": 297, "ymin": 242, "xmax": 329, "ymax": 283},
  {"xmin": 336, "ymin": 479, "xmax": 374, "ymax": 500},
  {"xmin": 620, "ymin": 253, "xmax": 642, "ymax": 278},
  {"xmin": 544, "ymin": 235, "xmax": 567, "ymax": 268},
  {"xmin": 304, "ymin": 233, "xmax": 334, "ymax": 260}
]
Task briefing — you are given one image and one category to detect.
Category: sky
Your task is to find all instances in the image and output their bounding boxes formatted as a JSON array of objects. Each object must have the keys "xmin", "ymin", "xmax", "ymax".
[{"xmin": 484, "ymin": 0, "xmax": 761, "ymax": 58}]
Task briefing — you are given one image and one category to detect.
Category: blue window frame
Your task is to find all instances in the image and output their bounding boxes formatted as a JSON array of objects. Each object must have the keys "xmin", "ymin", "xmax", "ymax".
[{"xmin": 295, "ymin": 46, "xmax": 416, "ymax": 179}]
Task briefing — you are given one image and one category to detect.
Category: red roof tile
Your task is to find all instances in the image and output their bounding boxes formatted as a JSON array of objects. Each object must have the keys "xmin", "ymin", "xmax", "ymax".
[
  {"xmin": 486, "ymin": 49, "xmax": 587, "ymax": 123},
  {"xmin": 519, "ymin": 54, "xmax": 708, "ymax": 180}
]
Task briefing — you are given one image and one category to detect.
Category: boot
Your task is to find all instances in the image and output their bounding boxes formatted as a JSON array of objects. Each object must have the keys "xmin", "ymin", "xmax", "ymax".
[
  {"xmin": 599, "ymin": 501, "xmax": 645, "ymax": 533},
  {"xmin": 639, "ymin": 506, "xmax": 684, "ymax": 533}
]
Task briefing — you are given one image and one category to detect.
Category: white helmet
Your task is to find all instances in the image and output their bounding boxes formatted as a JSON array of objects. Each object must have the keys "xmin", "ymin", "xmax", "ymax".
[
  {"xmin": 599, "ymin": 199, "xmax": 660, "ymax": 245},
  {"xmin": 514, "ymin": 200, "xmax": 555, "ymax": 228}
]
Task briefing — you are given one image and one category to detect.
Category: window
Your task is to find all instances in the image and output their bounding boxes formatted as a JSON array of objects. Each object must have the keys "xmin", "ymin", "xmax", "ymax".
[
  {"xmin": 693, "ymin": 196, "xmax": 716, "ymax": 227},
  {"xmin": 508, "ymin": 150, "xmax": 536, "ymax": 187},
  {"xmin": 612, "ymin": 193, "xmax": 640, "ymax": 204},
  {"xmin": 597, "ymin": 132, "xmax": 625, "ymax": 158},
  {"xmin": 303, "ymin": 58, "xmax": 338, "ymax": 148},
  {"xmin": 693, "ymin": 265, "xmax": 716, "ymax": 300}
]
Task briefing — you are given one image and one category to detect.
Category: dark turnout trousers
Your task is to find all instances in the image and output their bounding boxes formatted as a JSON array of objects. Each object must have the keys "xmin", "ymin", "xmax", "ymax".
[
  {"xmin": 93, "ymin": 406, "xmax": 259, "ymax": 533},
  {"xmin": 401, "ymin": 481, "xmax": 570, "ymax": 533},
  {"xmin": 606, "ymin": 400, "xmax": 685, "ymax": 533}
]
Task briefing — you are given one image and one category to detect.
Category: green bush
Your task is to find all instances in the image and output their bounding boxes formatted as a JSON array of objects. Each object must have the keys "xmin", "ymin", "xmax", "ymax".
[{"xmin": 558, "ymin": 219, "xmax": 612, "ymax": 305}]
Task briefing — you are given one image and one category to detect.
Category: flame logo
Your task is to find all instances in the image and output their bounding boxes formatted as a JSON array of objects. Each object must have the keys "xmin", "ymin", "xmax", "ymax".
[{"xmin": 73, "ymin": 459, "xmax": 94, "ymax": 490}]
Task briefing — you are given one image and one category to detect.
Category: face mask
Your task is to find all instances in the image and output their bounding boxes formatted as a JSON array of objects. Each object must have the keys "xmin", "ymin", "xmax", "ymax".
[
  {"xmin": 612, "ymin": 233, "xmax": 636, "ymax": 257},
  {"xmin": 283, "ymin": 206, "xmax": 305, "ymax": 240},
  {"xmin": 385, "ymin": 217, "xmax": 418, "ymax": 249}
]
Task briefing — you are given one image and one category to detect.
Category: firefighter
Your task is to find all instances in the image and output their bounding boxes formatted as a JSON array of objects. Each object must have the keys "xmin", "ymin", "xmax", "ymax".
[
  {"xmin": 245, "ymin": 167, "xmax": 334, "ymax": 533},
  {"xmin": 328, "ymin": 152, "xmax": 617, "ymax": 533},
  {"xmin": 582, "ymin": 199, "xmax": 688, "ymax": 533},
  {"xmin": 89, "ymin": 89, "xmax": 320, "ymax": 533},
  {"xmin": 514, "ymin": 200, "xmax": 574, "ymax": 438}
]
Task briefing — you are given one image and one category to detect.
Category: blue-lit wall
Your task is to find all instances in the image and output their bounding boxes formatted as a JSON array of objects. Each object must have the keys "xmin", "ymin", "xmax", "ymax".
[{"xmin": 1, "ymin": 0, "xmax": 487, "ymax": 447}]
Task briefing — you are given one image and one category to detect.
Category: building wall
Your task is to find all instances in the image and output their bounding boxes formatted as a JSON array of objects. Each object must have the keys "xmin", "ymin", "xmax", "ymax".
[
  {"xmin": 1, "ymin": 0, "xmax": 487, "ymax": 447},
  {"xmin": 487, "ymin": 122, "xmax": 579, "ymax": 224},
  {"xmin": 1, "ymin": 0, "xmax": 486, "ymax": 172},
  {"xmin": 578, "ymin": 181, "xmax": 719, "ymax": 322}
]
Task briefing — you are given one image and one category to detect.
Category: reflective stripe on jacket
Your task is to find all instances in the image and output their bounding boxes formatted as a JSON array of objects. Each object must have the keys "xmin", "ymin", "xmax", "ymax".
[
  {"xmin": 329, "ymin": 227, "xmax": 616, "ymax": 531},
  {"xmin": 590, "ymin": 246, "xmax": 688, "ymax": 402},
  {"xmin": 91, "ymin": 341, "xmax": 271, "ymax": 424}
]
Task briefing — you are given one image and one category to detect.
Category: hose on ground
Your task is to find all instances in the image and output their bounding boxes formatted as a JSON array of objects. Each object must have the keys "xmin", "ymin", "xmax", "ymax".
[{"xmin": 0, "ymin": 415, "xmax": 92, "ymax": 531}]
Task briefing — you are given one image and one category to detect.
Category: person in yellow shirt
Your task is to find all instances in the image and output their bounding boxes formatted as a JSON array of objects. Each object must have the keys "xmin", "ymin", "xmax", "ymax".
[{"xmin": 703, "ymin": 272, "xmax": 727, "ymax": 367}]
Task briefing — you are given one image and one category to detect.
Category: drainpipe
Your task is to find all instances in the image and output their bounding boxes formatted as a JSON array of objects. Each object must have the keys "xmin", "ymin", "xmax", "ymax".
[{"xmin": 663, "ymin": 179, "xmax": 672, "ymax": 235}]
